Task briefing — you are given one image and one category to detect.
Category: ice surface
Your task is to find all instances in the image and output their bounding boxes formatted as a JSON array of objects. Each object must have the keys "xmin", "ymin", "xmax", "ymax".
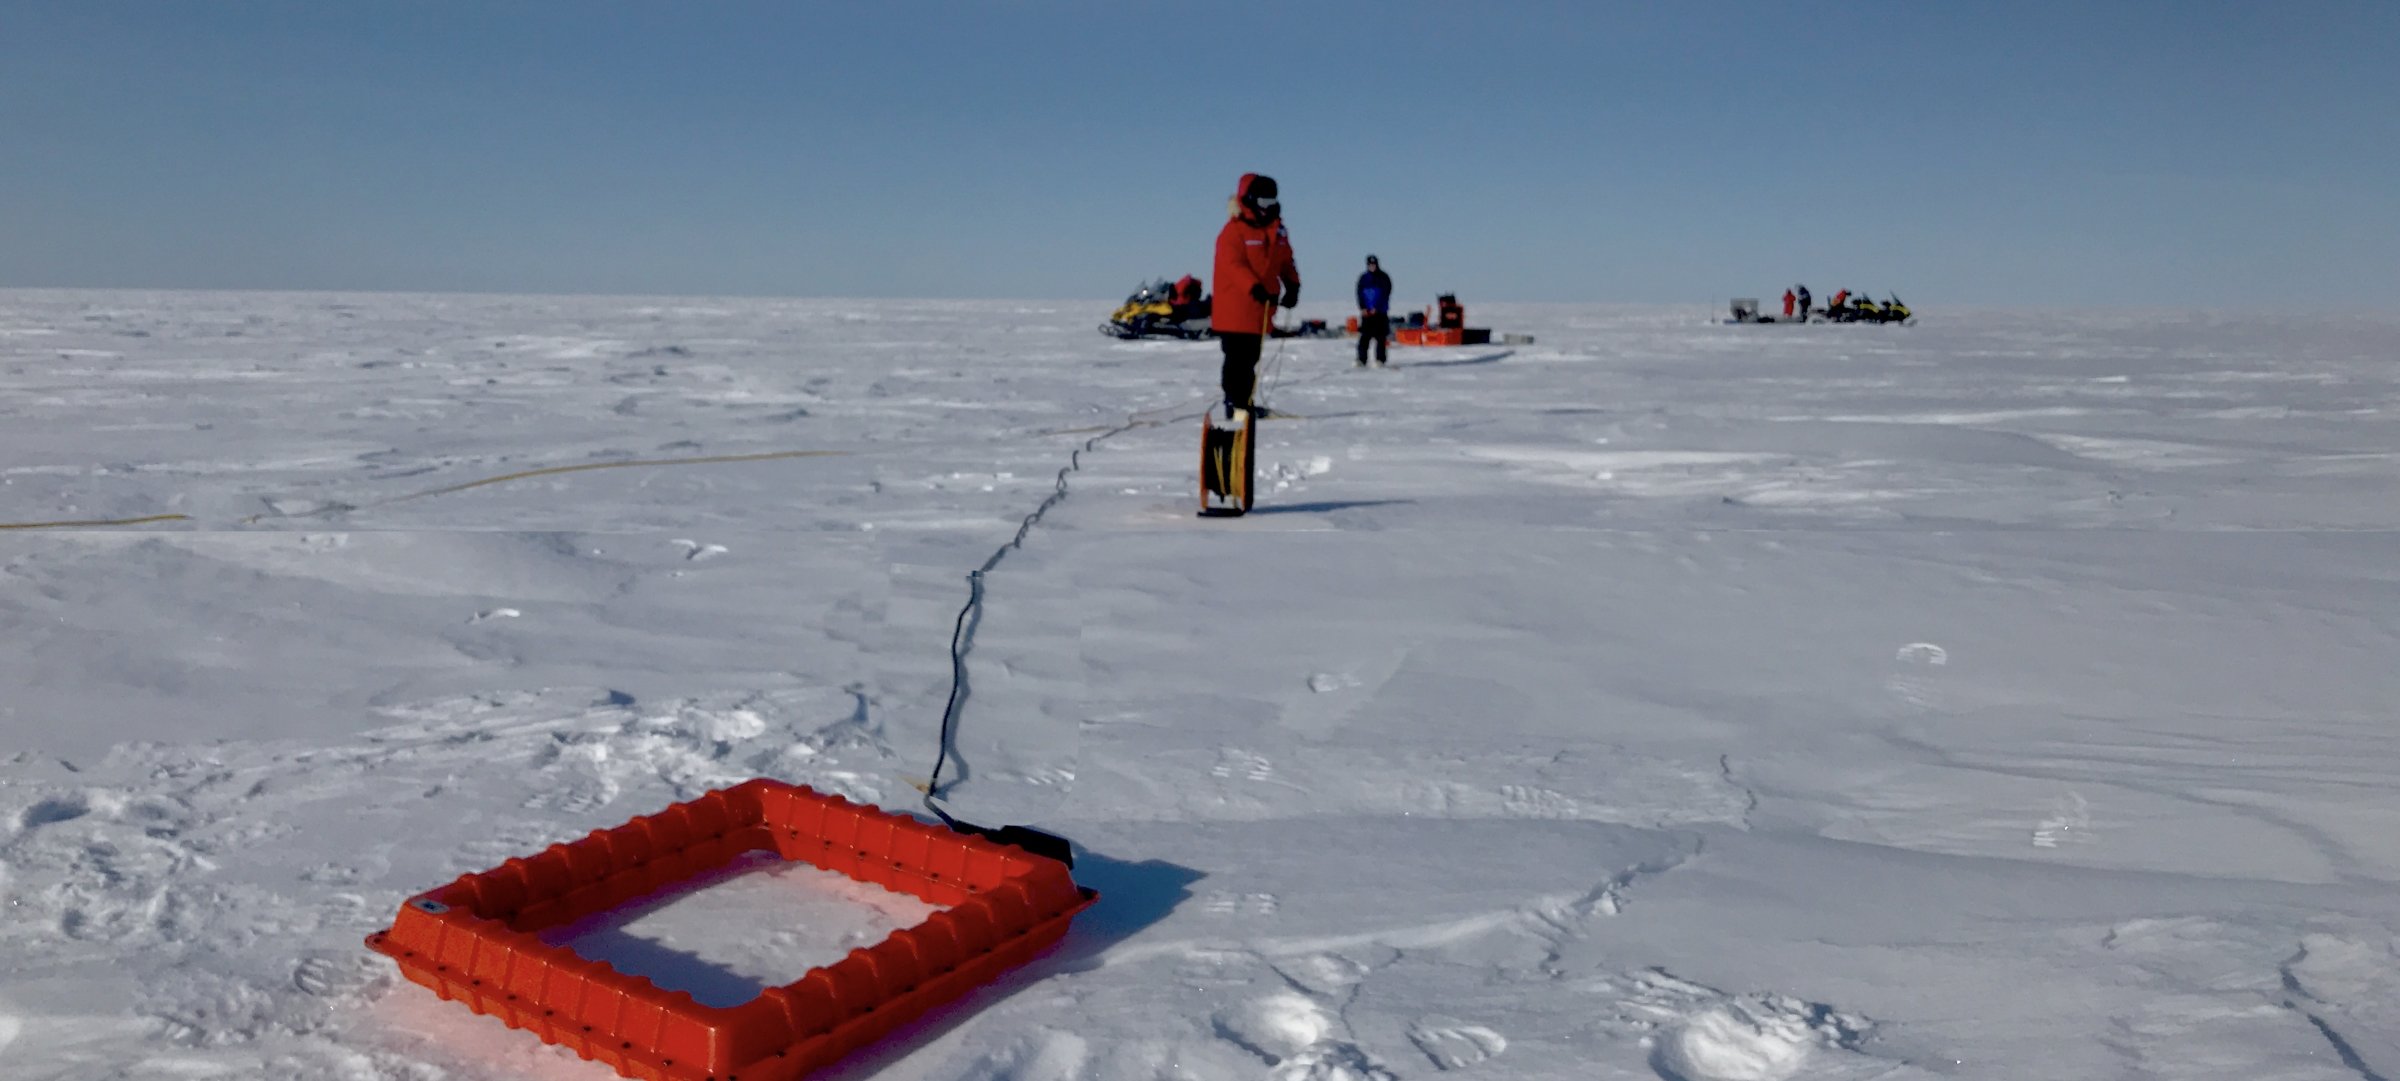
[{"xmin": 2, "ymin": 291, "xmax": 2398, "ymax": 1078}]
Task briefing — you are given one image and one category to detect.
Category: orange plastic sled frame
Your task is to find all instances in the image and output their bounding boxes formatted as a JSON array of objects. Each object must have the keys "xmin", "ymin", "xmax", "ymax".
[{"xmin": 366, "ymin": 778, "xmax": 1097, "ymax": 1081}]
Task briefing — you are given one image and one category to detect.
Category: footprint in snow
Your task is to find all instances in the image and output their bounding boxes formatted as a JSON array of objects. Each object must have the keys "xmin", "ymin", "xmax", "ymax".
[
  {"xmin": 1216, "ymin": 991, "xmax": 1396, "ymax": 1080},
  {"xmin": 1501, "ymin": 784, "xmax": 1582, "ymax": 819},
  {"xmin": 1894, "ymin": 642, "xmax": 1948, "ymax": 666},
  {"xmin": 1307, "ymin": 671, "xmax": 1363, "ymax": 694},
  {"xmin": 1886, "ymin": 641, "xmax": 1949, "ymax": 711},
  {"xmin": 671, "ymin": 538, "xmax": 728, "ymax": 562},
  {"xmin": 1650, "ymin": 1001, "xmax": 1818, "ymax": 1081},
  {"xmin": 1212, "ymin": 749, "xmax": 1274, "ymax": 782},
  {"xmin": 1202, "ymin": 890, "xmax": 1280, "ymax": 917},
  {"xmin": 292, "ymin": 953, "xmax": 382, "ymax": 998},
  {"xmin": 1214, "ymin": 991, "xmax": 1335, "ymax": 1063},
  {"xmin": 1007, "ymin": 765, "xmax": 1076, "ymax": 788},
  {"xmin": 964, "ymin": 1028, "xmax": 1090, "ymax": 1081},
  {"xmin": 1587, "ymin": 969, "xmax": 1870, "ymax": 1081},
  {"xmin": 2032, "ymin": 791, "xmax": 2092, "ymax": 849},
  {"xmin": 1274, "ymin": 953, "xmax": 1374, "ymax": 995},
  {"xmin": 1407, "ymin": 1017, "xmax": 1508, "ymax": 1070}
]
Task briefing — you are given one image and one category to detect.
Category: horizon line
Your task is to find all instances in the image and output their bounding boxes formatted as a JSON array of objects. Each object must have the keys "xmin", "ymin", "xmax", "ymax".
[{"xmin": 1, "ymin": 284, "xmax": 2391, "ymax": 318}]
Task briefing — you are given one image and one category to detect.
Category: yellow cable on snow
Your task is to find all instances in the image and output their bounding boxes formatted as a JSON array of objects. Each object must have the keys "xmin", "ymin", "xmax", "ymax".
[
  {"xmin": 0, "ymin": 512, "xmax": 194, "ymax": 531},
  {"xmin": 3, "ymin": 449, "xmax": 849, "ymax": 530},
  {"xmin": 357, "ymin": 448, "xmax": 849, "ymax": 509},
  {"xmin": 5, "ymin": 375, "xmax": 1331, "ymax": 531},
  {"xmin": 251, "ymin": 447, "xmax": 853, "ymax": 522}
]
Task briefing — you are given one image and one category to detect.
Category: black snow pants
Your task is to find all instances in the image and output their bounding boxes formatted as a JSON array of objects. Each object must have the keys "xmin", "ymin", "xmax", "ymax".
[
  {"xmin": 1356, "ymin": 313, "xmax": 1389, "ymax": 365},
  {"xmin": 1219, "ymin": 332, "xmax": 1263, "ymax": 409}
]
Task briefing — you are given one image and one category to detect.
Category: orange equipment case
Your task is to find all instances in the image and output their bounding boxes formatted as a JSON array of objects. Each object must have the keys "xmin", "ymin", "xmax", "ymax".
[
  {"xmin": 1392, "ymin": 294, "xmax": 1489, "ymax": 347},
  {"xmin": 366, "ymin": 778, "xmax": 1096, "ymax": 1081}
]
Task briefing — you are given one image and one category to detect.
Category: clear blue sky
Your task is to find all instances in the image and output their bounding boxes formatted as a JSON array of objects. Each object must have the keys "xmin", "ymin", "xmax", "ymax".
[{"xmin": 4, "ymin": 1, "xmax": 2395, "ymax": 307}]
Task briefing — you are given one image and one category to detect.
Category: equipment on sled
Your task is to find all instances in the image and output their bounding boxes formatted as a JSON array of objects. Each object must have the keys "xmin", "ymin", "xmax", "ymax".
[
  {"xmin": 1738, "ymin": 290, "xmax": 1914, "ymax": 324},
  {"xmin": 1392, "ymin": 293, "xmax": 1494, "ymax": 345},
  {"xmin": 1821, "ymin": 291, "xmax": 1913, "ymax": 324},
  {"xmin": 1100, "ymin": 276, "xmax": 1213, "ymax": 339}
]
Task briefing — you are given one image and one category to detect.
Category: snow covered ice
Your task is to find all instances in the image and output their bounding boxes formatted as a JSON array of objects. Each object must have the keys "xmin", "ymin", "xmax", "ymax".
[{"xmin": 3, "ymin": 289, "xmax": 2399, "ymax": 1079}]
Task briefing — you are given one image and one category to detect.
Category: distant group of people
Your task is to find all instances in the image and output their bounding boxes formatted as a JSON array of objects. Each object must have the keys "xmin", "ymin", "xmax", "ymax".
[{"xmin": 1782, "ymin": 285, "xmax": 1911, "ymax": 323}]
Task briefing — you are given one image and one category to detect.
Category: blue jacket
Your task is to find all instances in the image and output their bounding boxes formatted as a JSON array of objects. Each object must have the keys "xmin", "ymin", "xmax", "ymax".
[{"xmin": 1356, "ymin": 268, "xmax": 1393, "ymax": 314}]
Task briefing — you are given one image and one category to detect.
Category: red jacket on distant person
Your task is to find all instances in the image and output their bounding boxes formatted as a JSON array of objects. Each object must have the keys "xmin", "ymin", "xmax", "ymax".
[{"xmin": 1212, "ymin": 174, "xmax": 1300, "ymax": 335}]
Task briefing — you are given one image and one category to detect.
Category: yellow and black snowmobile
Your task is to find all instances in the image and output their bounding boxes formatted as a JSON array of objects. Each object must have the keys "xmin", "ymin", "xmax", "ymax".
[{"xmin": 1100, "ymin": 278, "xmax": 1212, "ymax": 340}]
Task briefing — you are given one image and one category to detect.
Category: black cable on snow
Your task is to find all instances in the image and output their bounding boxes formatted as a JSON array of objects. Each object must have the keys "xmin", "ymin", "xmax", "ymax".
[
  {"xmin": 921, "ymin": 415, "xmax": 1158, "ymax": 827},
  {"xmin": 923, "ymin": 566, "xmax": 984, "ymax": 825},
  {"xmin": 920, "ymin": 333, "xmax": 1332, "ymax": 842}
]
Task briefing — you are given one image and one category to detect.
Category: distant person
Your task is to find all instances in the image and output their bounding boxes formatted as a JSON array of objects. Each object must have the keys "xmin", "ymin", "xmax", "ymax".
[
  {"xmin": 1796, "ymin": 284, "xmax": 1812, "ymax": 321},
  {"xmin": 1829, "ymin": 288, "xmax": 1849, "ymax": 319},
  {"xmin": 1170, "ymin": 274, "xmax": 1208, "ymax": 321},
  {"xmin": 1212, "ymin": 173, "xmax": 1300, "ymax": 415},
  {"xmin": 1782, "ymin": 288, "xmax": 1796, "ymax": 320},
  {"xmin": 1355, "ymin": 254, "xmax": 1392, "ymax": 367}
]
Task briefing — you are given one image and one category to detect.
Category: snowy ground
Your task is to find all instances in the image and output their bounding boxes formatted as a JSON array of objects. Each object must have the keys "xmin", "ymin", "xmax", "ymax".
[{"xmin": 3, "ymin": 289, "xmax": 2399, "ymax": 1080}]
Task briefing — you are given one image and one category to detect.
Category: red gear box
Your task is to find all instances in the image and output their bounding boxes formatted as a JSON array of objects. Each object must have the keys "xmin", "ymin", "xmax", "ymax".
[{"xmin": 366, "ymin": 778, "xmax": 1096, "ymax": 1081}]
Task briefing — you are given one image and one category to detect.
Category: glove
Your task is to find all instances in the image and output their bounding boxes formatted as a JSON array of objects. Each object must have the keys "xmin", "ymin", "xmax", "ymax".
[
  {"xmin": 1249, "ymin": 283, "xmax": 1274, "ymax": 304},
  {"xmin": 1279, "ymin": 284, "xmax": 1299, "ymax": 309}
]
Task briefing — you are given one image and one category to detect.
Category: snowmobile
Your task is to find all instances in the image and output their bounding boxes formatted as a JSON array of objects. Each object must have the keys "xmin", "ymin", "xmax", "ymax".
[
  {"xmin": 1100, "ymin": 279, "xmax": 1212, "ymax": 340},
  {"xmin": 1821, "ymin": 292, "xmax": 1914, "ymax": 324}
]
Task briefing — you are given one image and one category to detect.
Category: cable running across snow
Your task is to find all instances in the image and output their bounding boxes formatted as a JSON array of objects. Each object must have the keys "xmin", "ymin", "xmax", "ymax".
[
  {"xmin": 919, "ymin": 328, "xmax": 1332, "ymax": 828},
  {"xmin": 920, "ymin": 410, "xmax": 1165, "ymax": 827}
]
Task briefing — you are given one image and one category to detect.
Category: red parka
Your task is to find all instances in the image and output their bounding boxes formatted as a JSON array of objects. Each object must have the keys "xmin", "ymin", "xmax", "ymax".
[{"xmin": 1211, "ymin": 174, "xmax": 1300, "ymax": 335}]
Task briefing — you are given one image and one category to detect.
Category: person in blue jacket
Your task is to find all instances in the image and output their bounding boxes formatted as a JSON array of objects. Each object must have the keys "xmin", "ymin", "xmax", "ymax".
[{"xmin": 1355, "ymin": 254, "xmax": 1393, "ymax": 367}]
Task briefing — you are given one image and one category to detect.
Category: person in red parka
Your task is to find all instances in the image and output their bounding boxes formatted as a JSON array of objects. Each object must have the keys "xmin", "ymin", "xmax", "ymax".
[{"xmin": 1211, "ymin": 173, "xmax": 1300, "ymax": 415}]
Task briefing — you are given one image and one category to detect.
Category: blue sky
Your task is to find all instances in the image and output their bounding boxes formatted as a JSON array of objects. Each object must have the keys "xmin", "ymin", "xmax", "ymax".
[{"xmin": 4, "ymin": 1, "xmax": 2395, "ymax": 307}]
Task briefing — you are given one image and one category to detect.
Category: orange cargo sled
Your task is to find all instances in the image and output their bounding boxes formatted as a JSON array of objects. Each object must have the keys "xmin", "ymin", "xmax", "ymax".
[
  {"xmin": 367, "ymin": 778, "xmax": 1096, "ymax": 1081},
  {"xmin": 1395, "ymin": 327, "xmax": 1484, "ymax": 346},
  {"xmin": 1392, "ymin": 293, "xmax": 1493, "ymax": 346}
]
